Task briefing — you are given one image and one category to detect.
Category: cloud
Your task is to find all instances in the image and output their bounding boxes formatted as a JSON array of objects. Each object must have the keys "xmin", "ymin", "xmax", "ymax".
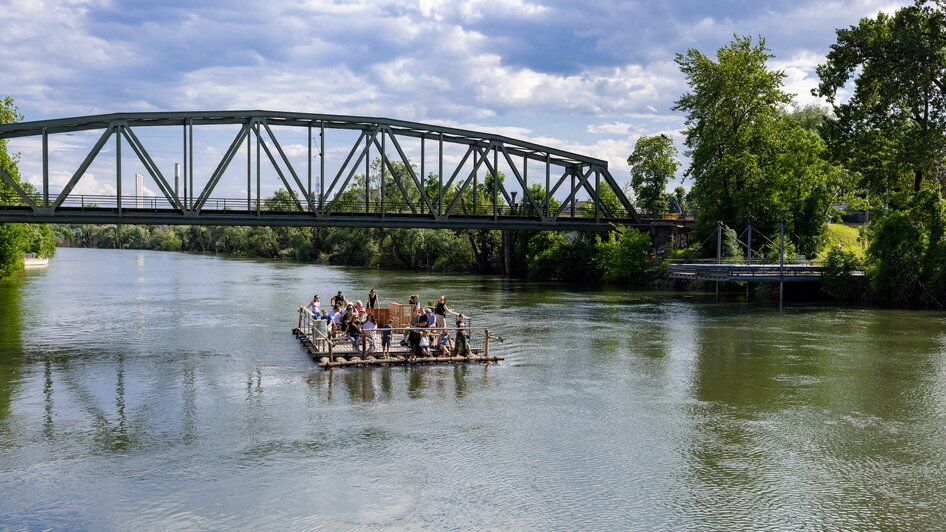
[{"xmin": 0, "ymin": 0, "xmax": 919, "ymax": 198}]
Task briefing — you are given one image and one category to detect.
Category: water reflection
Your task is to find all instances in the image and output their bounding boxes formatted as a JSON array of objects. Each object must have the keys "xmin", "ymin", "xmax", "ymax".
[
  {"xmin": 305, "ymin": 364, "xmax": 490, "ymax": 404},
  {"xmin": 0, "ymin": 280, "xmax": 23, "ymax": 422}
]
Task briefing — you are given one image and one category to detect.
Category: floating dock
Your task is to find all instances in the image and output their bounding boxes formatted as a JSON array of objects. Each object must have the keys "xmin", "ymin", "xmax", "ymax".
[{"xmin": 294, "ymin": 306, "xmax": 504, "ymax": 370}]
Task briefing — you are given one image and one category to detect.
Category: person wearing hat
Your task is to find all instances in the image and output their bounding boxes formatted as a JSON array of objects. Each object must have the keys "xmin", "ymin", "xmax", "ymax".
[{"xmin": 424, "ymin": 308, "xmax": 438, "ymax": 329}]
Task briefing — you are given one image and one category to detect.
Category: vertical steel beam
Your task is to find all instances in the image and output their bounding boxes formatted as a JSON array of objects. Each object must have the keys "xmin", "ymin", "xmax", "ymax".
[
  {"xmin": 247, "ymin": 124, "xmax": 251, "ymax": 210},
  {"xmin": 365, "ymin": 130, "xmax": 370, "ymax": 213},
  {"xmin": 421, "ymin": 135, "xmax": 425, "ymax": 210},
  {"xmin": 380, "ymin": 132, "xmax": 385, "ymax": 217},
  {"xmin": 523, "ymin": 154, "xmax": 527, "ymax": 205},
  {"xmin": 188, "ymin": 119, "xmax": 193, "ymax": 210},
  {"xmin": 473, "ymin": 149, "xmax": 478, "ymax": 214},
  {"xmin": 42, "ymin": 127, "xmax": 48, "ymax": 208},
  {"xmin": 116, "ymin": 127, "xmax": 122, "ymax": 214},
  {"xmin": 545, "ymin": 153, "xmax": 550, "ymax": 219},
  {"xmin": 438, "ymin": 133, "xmax": 443, "ymax": 217},
  {"xmin": 182, "ymin": 121, "xmax": 187, "ymax": 210},
  {"xmin": 492, "ymin": 146, "xmax": 498, "ymax": 220},
  {"xmin": 570, "ymin": 170, "xmax": 575, "ymax": 217},
  {"xmin": 307, "ymin": 123, "xmax": 312, "ymax": 209},
  {"xmin": 595, "ymin": 170, "xmax": 600, "ymax": 222},
  {"xmin": 256, "ymin": 122, "xmax": 261, "ymax": 215},
  {"xmin": 319, "ymin": 121, "xmax": 325, "ymax": 214}
]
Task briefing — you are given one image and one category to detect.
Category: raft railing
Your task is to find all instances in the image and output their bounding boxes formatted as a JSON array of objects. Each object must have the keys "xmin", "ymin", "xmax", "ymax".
[{"xmin": 296, "ymin": 306, "xmax": 502, "ymax": 364}]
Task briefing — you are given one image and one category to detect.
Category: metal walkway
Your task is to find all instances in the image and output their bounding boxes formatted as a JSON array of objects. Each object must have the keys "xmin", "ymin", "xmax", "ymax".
[{"xmin": 666, "ymin": 263, "xmax": 864, "ymax": 282}]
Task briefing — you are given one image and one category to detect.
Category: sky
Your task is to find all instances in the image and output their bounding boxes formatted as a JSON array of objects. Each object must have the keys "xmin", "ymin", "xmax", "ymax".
[{"xmin": 0, "ymin": 0, "xmax": 909, "ymax": 199}]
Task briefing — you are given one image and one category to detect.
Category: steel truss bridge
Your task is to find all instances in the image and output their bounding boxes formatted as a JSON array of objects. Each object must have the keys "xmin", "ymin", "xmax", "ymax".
[{"xmin": 0, "ymin": 111, "xmax": 641, "ymax": 230}]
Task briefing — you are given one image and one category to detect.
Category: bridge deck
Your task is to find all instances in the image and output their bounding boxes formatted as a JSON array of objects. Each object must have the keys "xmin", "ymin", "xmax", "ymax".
[{"xmin": 666, "ymin": 263, "xmax": 863, "ymax": 283}]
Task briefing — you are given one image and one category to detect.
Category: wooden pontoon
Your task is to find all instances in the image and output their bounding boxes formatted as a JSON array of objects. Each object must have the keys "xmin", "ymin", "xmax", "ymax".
[{"xmin": 293, "ymin": 304, "xmax": 504, "ymax": 370}]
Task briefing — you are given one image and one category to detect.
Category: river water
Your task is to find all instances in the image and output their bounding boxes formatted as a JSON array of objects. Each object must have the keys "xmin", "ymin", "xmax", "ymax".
[{"xmin": 1, "ymin": 248, "xmax": 945, "ymax": 530}]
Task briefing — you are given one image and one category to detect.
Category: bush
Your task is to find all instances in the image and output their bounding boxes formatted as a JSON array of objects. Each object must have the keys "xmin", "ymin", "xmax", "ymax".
[
  {"xmin": 594, "ymin": 227, "xmax": 655, "ymax": 285},
  {"xmin": 821, "ymin": 248, "xmax": 865, "ymax": 301}
]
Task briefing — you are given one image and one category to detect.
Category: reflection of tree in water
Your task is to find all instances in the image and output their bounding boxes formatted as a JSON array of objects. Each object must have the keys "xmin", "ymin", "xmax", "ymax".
[
  {"xmin": 683, "ymin": 307, "xmax": 946, "ymax": 528},
  {"xmin": 0, "ymin": 281, "xmax": 23, "ymax": 423}
]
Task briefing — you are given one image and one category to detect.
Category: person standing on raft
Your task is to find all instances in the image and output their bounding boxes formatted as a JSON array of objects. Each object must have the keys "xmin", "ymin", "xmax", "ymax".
[
  {"xmin": 367, "ymin": 289, "xmax": 378, "ymax": 309},
  {"xmin": 453, "ymin": 313, "xmax": 471, "ymax": 357},
  {"xmin": 434, "ymin": 295, "xmax": 456, "ymax": 328}
]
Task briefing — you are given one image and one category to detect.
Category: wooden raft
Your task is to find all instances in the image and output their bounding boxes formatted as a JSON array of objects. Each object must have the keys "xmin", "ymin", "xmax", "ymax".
[{"xmin": 294, "ymin": 306, "xmax": 504, "ymax": 370}]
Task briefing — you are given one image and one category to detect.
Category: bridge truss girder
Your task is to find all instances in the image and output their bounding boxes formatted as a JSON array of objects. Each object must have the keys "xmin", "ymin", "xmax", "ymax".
[{"xmin": 0, "ymin": 111, "xmax": 641, "ymax": 229}]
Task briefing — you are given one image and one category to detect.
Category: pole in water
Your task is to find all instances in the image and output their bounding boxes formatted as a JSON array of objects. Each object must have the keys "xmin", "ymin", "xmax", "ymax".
[
  {"xmin": 779, "ymin": 221, "xmax": 785, "ymax": 302},
  {"xmin": 716, "ymin": 221, "xmax": 722, "ymax": 298},
  {"xmin": 746, "ymin": 221, "xmax": 752, "ymax": 299}
]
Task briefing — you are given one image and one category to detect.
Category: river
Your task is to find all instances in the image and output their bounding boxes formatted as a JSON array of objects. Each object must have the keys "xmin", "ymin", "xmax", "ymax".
[{"xmin": 1, "ymin": 248, "xmax": 945, "ymax": 529}]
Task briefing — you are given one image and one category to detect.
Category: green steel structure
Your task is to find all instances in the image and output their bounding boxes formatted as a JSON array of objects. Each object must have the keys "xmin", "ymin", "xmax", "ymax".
[{"xmin": 0, "ymin": 111, "xmax": 641, "ymax": 230}]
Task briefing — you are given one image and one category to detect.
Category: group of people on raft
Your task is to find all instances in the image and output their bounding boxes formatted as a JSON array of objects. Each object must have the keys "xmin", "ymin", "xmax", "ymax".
[{"xmin": 305, "ymin": 289, "xmax": 472, "ymax": 358}]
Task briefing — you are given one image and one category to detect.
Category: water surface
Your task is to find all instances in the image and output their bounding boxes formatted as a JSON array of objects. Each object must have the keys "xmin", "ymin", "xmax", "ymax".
[{"xmin": 1, "ymin": 248, "xmax": 945, "ymax": 529}]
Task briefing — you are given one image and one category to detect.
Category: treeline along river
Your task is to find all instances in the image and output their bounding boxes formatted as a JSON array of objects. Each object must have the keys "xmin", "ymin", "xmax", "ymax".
[{"xmin": 1, "ymin": 248, "xmax": 945, "ymax": 529}]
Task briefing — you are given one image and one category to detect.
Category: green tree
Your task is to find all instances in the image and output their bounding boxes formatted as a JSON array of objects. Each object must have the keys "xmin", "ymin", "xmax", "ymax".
[
  {"xmin": 594, "ymin": 227, "xmax": 655, "ymax": 284},
  {"xmin": 627, "ymin": 134, "xmax": 678, "ymax": 215},
  {"xmin": 815, "ymin": 2, "xmax": 946, "ymax": 196},
  {"xmin": 0, "ymin": 97, "xmax": 26, "ymax": 278},
  {"xmin": 674, "ymin": 36, "xmax": 839, "ymax": 257}
]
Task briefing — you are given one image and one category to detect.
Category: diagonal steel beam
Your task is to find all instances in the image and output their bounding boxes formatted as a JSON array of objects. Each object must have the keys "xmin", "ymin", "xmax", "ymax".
[
  {"xmin": 322, "ymin": 129, "xmax": 367, "ymax": 204},
  {"xmin": 122, "ymin": 126, "xmax": 184, "ymax": 211},
  {"xmin": 544, "ymin": 171, "xmax": 569, "ymax": 209},
  {"xmin": 256, "ymin": 131, "xmax": 304, "ymax": 211},
  {"xmin": 261, "ymin": 120, "xmax": 310, "ymax": 211},
  {"xmin": 382, "ymin": 126, "xmax": 435, "ymax": 216},
  {"xmin": 370, "ymin": 135, "xmax": 418, "ymax": 215},
  {"xmin": 326, "ymin": 128, "xmax": 380, "ymax": 214},
  {"xmin": 51, "ymin": 125, "xmax": 115, "ymax": 211},
  {"xmin": 572, "ymin": 166, "xmax": 613, "ymax": 218},
  {"xmin": 478, "ymin": 143, "xmax": 515, "ymax": 208},
  {"xmin": 500, "ymin": 145, "xmax": 544, "ymax": 221},
  {"xmin": 554, "ymin": 167, "xmax": 594, "ymax": 219},
  {"xmin": 440, "ymin": 144, "xmax": 475, "ymax": 196},
  {"xmin": 444, "ymin": 147, "xmax": 488, "ymax": 217},
  {"xmin": 194, "ymin": 123, "xmax": 251, "ymax": 211},
  {"xmin": 597, "ymin": 166, "xmax": 639, "ymax": 222},
  {"xmin": 0, "ymin": 165, "xmax": 37, "ymax": 210}
]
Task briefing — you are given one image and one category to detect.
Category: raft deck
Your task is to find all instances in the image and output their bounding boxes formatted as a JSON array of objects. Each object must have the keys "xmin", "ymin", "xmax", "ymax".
[{"xmin": 295, "ymin": 307, "xmax": 504, "ymax": 370}]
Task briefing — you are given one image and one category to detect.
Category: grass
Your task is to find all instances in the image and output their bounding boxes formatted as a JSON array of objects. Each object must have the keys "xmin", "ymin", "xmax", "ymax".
[{"xmin": 819, "ymin": 223, "xmax": 866, "ymax": 259}]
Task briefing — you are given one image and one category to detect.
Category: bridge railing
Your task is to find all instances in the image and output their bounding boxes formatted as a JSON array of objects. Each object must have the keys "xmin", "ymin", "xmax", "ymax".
[{"xmin": 1, "ymin": 191, "xmax": 641, "ymax": 220}]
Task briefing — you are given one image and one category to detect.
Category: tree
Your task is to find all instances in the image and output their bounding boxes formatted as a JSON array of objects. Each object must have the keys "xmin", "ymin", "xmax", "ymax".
[
  {"xmin": 815, "ymin": 2, "xmax": 946, "ymax": 196},
  {"xmin": 627, "ymin": 134, "xmax": 678, "ymax": 215},
  {"xmin": 674, "ymin": 36, "xmax": 840, "ymax": 257},
  {"xmin": 0, "ymin": 97, "xmax": 26, "ymax": 278}
]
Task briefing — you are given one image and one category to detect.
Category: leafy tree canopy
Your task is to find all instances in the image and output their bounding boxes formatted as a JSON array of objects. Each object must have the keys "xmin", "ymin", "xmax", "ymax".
[
  {"xmin": 627, "ymin": 134, "xmax": 678, "ymax": 215},
  {"xmin": 815, "ymin": 1, "xmax": 946, "ymax": 196}
]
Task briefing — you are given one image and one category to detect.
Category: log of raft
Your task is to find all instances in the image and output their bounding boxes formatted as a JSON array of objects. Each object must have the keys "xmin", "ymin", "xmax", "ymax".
[{"xmin": 319, "ymin": 354, "xmax": 505, "ymax": 370}]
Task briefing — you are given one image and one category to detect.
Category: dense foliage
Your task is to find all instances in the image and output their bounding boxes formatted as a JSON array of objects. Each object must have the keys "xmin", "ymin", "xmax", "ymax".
[
  {"xmin": 0, "ymin": 97, "xmax": 56, "ymax": 279},
  {"xmin": 674, "ymin": 36, "xmax": 844, "ymax": 258},
  {"xmin": 54, "ymin": 187, "xmax": 657, "ymax": 285},
  {"xmin": 627, "ymin": 134, "xmax": 678, "ymax": 215}
]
